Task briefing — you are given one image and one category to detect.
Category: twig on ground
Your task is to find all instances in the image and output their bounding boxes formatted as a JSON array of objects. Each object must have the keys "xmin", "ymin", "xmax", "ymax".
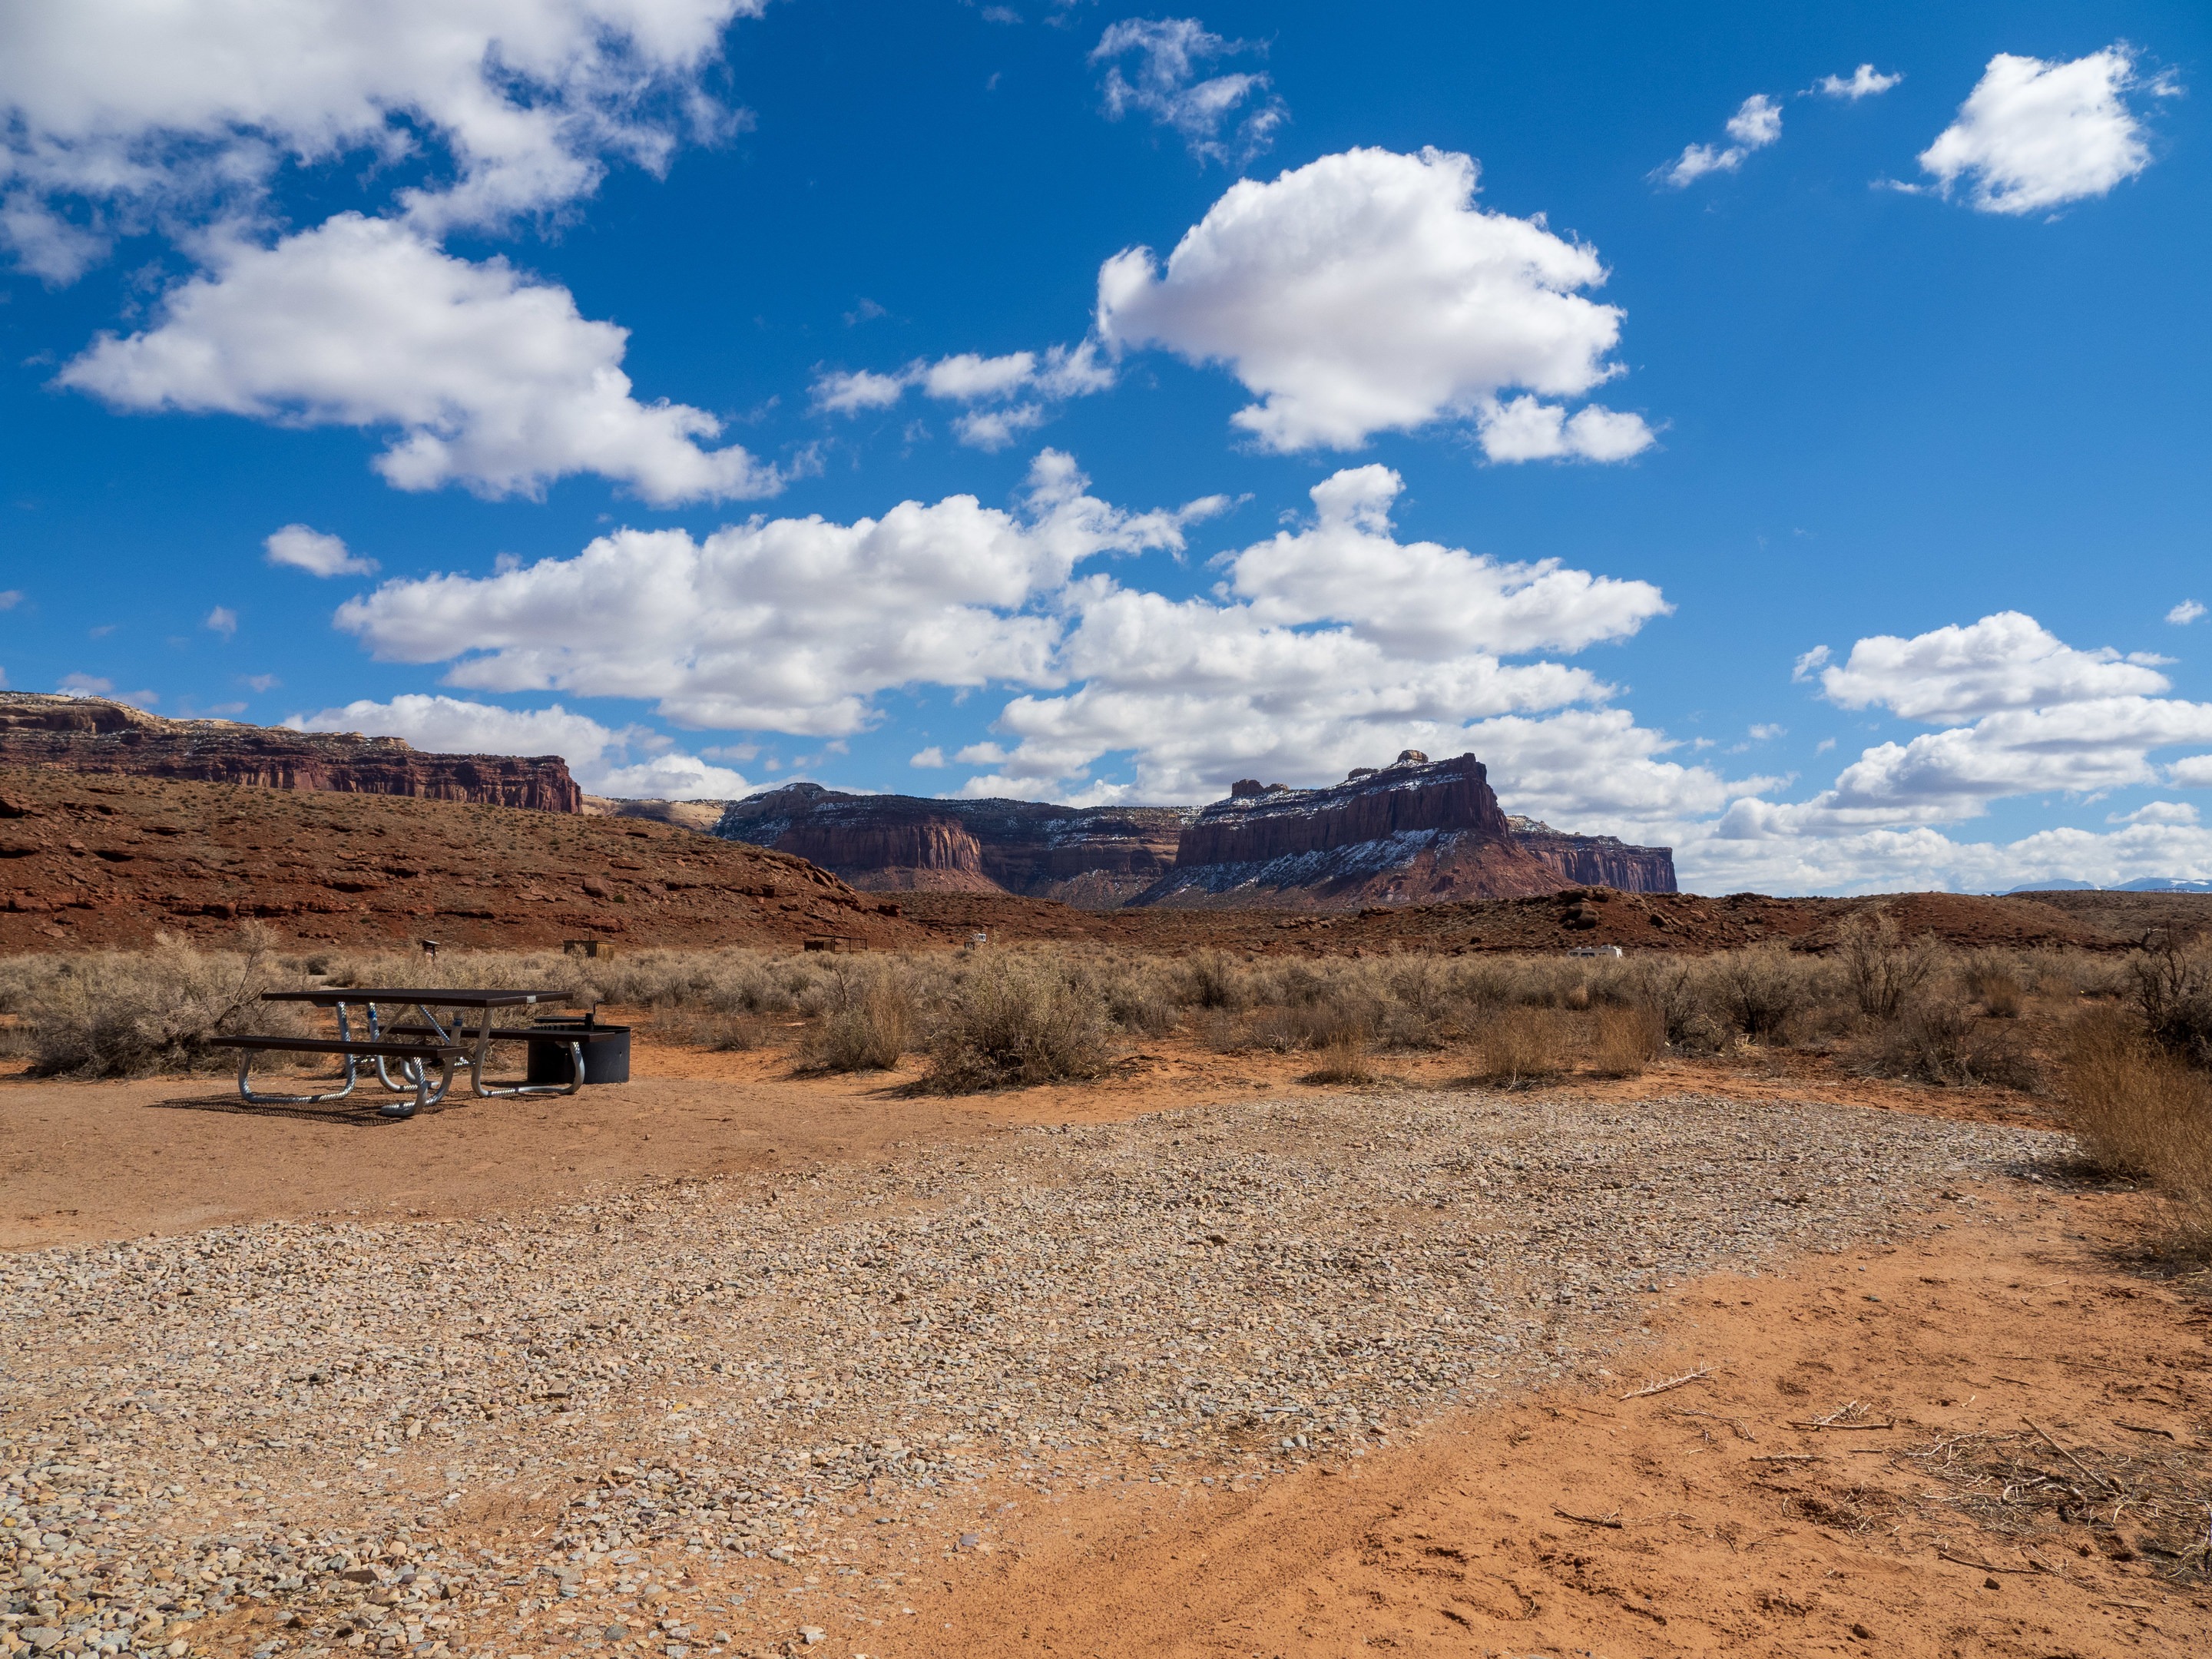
[
  {"xmin": 1621, "ymin": 1366, "xmax": 1710, "ymax": 1401},
  {"xmin": 2114, "ymin": 1419, "xmax": 2177, "ymax": 1440},
  {"xmin": 1750, "ymin": 1454, "xmax": 1820, "ymax": 1464},
  {"xmin": 1935, "ymin": 1548, "xmax": 2037, "ymax": 1575},
  {"xmin": 1554, "ymin": 1506, "xmax": 1624, "ymax": 1529},
  {"xmin": 2025, "ymin": 1416, "xmax": 2115, "ymax": 1491}
]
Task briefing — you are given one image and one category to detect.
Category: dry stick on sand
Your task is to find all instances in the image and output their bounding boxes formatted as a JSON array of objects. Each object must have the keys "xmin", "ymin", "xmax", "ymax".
[
  {"xmin": 1620, "ymin": 1366, "xmax": 1710, "ymax": 1401},
  {"xmin": 1553, "ymin": 1507, "xmax": 1624, "ymax": 1529},
  {"xmin": 2025, "ymin": 1416, "xmax": 2116, "ymax": 1491},
  {"xmin": 1935, "ymin": 1548, "xmax": 2038, "ymax": 1575}
]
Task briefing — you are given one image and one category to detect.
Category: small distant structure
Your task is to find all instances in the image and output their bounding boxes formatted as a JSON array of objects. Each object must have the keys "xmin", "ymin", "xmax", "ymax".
[
  {"xmin": 417, "ymin": 939, "xmax": 439, "ymax": 964},
  {"xmin": 1568, "ymin": 944, "xmax": 1624, "ymax": 959},
  {"xmin": 563, "ymin": 939, "xmax": 617, "ymax": 959},
  {"xmin": 965, "ymin": 930, "xmax": 988, "ymax": 950},
  {"xmin": 803, "ymin": 935, "xmax": 862, "ymax": 953}
]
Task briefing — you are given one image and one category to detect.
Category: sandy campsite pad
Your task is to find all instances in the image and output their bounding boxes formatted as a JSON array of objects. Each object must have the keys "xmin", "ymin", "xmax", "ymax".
[{"xmin": 2, "ymin": 1051, "xmax": 2207, "ymax": 1659}]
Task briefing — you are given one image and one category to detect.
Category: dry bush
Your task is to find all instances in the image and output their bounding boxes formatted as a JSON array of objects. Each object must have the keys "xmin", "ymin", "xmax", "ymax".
[
  {"xmin": 915, "ymin": 954, "xmax": 1113, "ymax": 1094},
  {"xmin": 11, "ymin": 925, "xmax": 307, "ymax": 1078},
  {"xmin": 800, "ymin": 965, "xmax": 916, "ymax": 1073},
  {"xmin": 649, "ymin": 1008, "xmax": 773, "ymax": 1051},
  {"xmin": 1836, "ymin": 911, "xmax": 1939, "ymax": 1020},
  {"xmin": 1866, "ymin": 998, "xmax": 2038, "ymax": 1089},
  {"xmin": 1706, "ymin": 944, "xmax": 1822, "ymax": 1041},
  {"xmin": 1300, "ymin": 1030, "xmax": 1377, "ymax": 1086},
  {"xmin": 2055, "ymin": 1007, "xmax": 2212, "ymax": 1255},
  {"xmin": 1588, "ymin": 1003, "xmax": 1664, "ymax": 1078},
  {"xmin": 1631, "ymin": 958, "xmax": 1722, "ymax": 1054},
  {"xmin": 1463, "ymin": 1005, "xmax": 1572, "ymax": 1087},
  {"xmin": 1959, "ymin": 949, "xmax": 2026, "ymax": 1017},
  {"xmin": 1177, "ymin": 949, "xmax": 1247, "ymax": 1012},
  {"xmin": 2128, "ymin": 932, "xmax": 2212, "ymax": 1069}
]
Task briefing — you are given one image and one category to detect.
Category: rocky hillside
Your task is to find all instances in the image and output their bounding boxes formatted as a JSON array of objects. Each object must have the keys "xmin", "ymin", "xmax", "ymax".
[
  {"xmin": 1131, "ymin": 751, "xmax": 1573, "ymax": 909},
  {"xmin": 0, "ymin": 694, "xmax": 580, "ymax": 812},
  {"xmin": 1505, "ymin": 816, "xmax": 1677, "ymax": 892},
  {"xmin": 0, "ymin": 767, "xmax": 927, "ymax": 952},
  {"xmin": 713, "ymin": 783, "xmax": 1191, "ymax": 907}
]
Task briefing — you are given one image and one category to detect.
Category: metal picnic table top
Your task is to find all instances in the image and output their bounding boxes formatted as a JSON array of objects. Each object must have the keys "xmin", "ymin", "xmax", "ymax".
[{"xmin": 260, "ymin": 987, "xmax": 578, "ymax": 1008}]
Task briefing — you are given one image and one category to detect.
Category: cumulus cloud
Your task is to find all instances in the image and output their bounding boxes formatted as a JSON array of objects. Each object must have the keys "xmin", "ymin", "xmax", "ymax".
[
  {"xmin": 60, "ymin": 215, "xmax": 783, "ymax": 503},
  {"xmin": 265, "ymin": 524, "xmax": 376, "ymax": 578},
  {"xmin": 1803, "ymin": 611, "xmax": 2170, "ymax": 723},
  {"xmin": 1657, "ymin": 94, "xmax": 1782, "ymax": 187},
  {"xmin": 328, "ymin": 451, "xmax": 1685, "ymax": 810},
  {"xmin": 1814, "ymin": 65, "xmax": 1902, "ymax": 101},
  {"xmin": 334, "ymin": 451, "xmax": 1227, "ymax": 736},
  {"xmin": 290, "ymin": 694, "xmax": 754, "ymax": 799},
  {"xmin": 811, "ymin": 343, "xmax": 1112, "ymax": 449},
  {"xmin": 1091, "ymin": 17, "xmax": 1284, "ymax": 164},
  {"xmin": 1098, "ymin": 147, "xmax": 1653, "ymax": 459},
  {"xmin": 1918, "ymin": 47, "xmax": 2163, "ymax": 215},
  {"xmin": 0, "ymin": 0, "xmax": 763, "ymax": 275},
  {"xmin": 2167, "ymin": 599, "xmax": 2205, "ymax": 626},
  {"xmin": 204, "ymin": 606, "xmax": 238, "ymax": 639}
]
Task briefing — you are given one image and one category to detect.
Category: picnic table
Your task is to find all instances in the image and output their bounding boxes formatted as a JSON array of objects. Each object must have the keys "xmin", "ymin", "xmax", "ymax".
[{"xmin": 210, "ymin": 987, "xmax": 618, "ymax": 1118}]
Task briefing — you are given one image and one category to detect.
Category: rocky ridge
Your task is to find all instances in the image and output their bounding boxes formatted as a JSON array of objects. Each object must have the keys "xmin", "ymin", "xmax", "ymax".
[
  {"xmin": 1505, "ymin": 816, "xmax": 1677, "ymax": 893},
  {"xmin": 1134, "ymin": 753, "xmax": 1575, "ymax": 909},
  {"xmin": 0, "ymin": 694, "xmax": 581, "ymax": 813},
  {"xmin": 713, "ymin": 783, "xmax": 1191, "ymax": 908}
]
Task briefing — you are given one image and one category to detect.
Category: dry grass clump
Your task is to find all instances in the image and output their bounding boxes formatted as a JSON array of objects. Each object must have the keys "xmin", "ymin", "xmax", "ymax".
[
  {"xmin": 2055, "ymin": 1005, "xmax": 2212, "ymax": 1257},
  {"xmin": 1838, "ymin": 911, "xmax": 1938, "ymax": 1019},
  {"xmin": 1462, "ymin": 1005, "xmax": 1573, "ymax": 1087},
  {"xmin": 2, "ymin": 925, "xmax": 306, "ymax": 1078},
  {"xmin": 1299, "ymin": 1030, "xmax": 1378, "ymax": 1086},
  {"xmin": 1588, "ymin": 1003, "xmax": 1664, "ymax": 1078},
  {"xmin": 800, "ymin": 964, "xmax": 918, "ymax": 1074},
  {"xmin": 913, "ymin": 953, "xmax": 1113, "ymax": 1094}
]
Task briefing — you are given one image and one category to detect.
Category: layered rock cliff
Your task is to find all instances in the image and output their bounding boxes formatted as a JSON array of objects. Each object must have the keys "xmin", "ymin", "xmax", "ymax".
[
  {"xmin": 0, "ymin": 694, "xmax": 581, "ymax": 812},
  {"xmin": 1505, "ymin": 816, "xmax": 1678, "ymax": 894},
  {"xmin": 1130, "ymin": 752, "xmax": 1576, "ymax": 909},
  {"xmin": 711, "ymin": 783, "xmax": 1190, "ymax": 907}
]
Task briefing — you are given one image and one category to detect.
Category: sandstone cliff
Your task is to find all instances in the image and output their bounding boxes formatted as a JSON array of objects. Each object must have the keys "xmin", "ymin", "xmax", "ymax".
[
  {"xmin": 1130, "ymin": 752, "xmax": 1576, "ymax": 910},
  {"xmin": 712, "ymin": 783, "xmax": 1190, "ymax": 907},
  {"xmin": 1505, "ymin": 816, "xmax": 1678, "ymax": 893},
  {"xmin": 0, "ymin": 694, "xmax": 581, "ymax": 812}
]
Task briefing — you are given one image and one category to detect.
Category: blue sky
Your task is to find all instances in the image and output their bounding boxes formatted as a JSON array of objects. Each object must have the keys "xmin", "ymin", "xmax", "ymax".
[{"xmin": 2, "ymin": 0, "xmax": 2207, "ymax": 893}]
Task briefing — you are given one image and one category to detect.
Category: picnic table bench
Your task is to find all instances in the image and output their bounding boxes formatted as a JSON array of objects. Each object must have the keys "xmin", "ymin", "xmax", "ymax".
[{"xmin": 209, "ymin": 988, "xmax": 610, "ymax": 1118}]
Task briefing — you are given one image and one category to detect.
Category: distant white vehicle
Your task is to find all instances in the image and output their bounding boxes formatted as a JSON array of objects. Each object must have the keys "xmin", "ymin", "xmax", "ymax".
[{"xmin": 1568, "ymin": 944, "xmax": 1624, "ymax": 959}]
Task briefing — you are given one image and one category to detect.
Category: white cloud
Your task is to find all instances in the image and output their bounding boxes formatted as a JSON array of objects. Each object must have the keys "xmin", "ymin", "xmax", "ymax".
[
  {"xmin": 1918, "ymin": 48, "xmax": 2161, "ymax": 215},
  {"xmin": 910, "ymin": 746, "xmax": 947, "ymax": 769},
  {"xmin": 290, "ymin": 693, "xmax": 753, "ymax": 798},
  {"xmin": 1657, "ymin": 94, "xmax": 1783, "ymax": 187},
  {"xmin": 1807, "ymin": 610, "xmax": 2168, "ymax": 723},
  {"xmin": 0, "ymin": 590, "xmax": 22, "ymax": 611},
  {"xmin": 1097, "ymin": 147, "xmax": 1652, "ymax": 459},
  {"xmin": 811, "ymin": 341, "xmax": 1113, "ymax": 449},
  {"xmin": 59, "ymin": 214, "xmax": 783, "ymax": 503},
  {"xmin": 204, "ymin": 606, "xmax": 238, "ymax": 639},
  {"xmin": 1814, "ymin": 65, "xmax": 1902, "ymax": 101},
  {"xmin": 1474, "ymin": 396, "xmax": 1658, "ymax": 464},
  {"xmin": 0, "ymin": 0, "xmax": 764, "ymax": 276},
  {"xmin": 1091, "ymin": 17, "xmax": 1284, "ymax": 164},
  {"xmin": 328, "ymin": 451, "xmax": 1681, "ymax": 809},
  {"xmin": 2167, "ymin": 599, "xmax": 2205, "ymax": 626},
  {"xmin": 2113, "ymin": 800, "xmax": 2197, "ymax": 826},
  {"xmin": 2171, "ymin": 756, "xmax": 2212, "ymax": 789},
  {"xmin": 265, "ymin": 524, "xmax": 376, "ymax": 578},
  {"xmin": 334, "ymin": 450, "xmax": 1224, "ymax": 736}
]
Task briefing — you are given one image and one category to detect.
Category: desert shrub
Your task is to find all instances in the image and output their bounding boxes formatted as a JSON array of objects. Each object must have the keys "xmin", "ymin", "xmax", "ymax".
[
  {"xmin": 2128, "ymin": 932, "xmax": 2212, "ymax": 1069},
  {"xmin": 1300, "ymin": 1030, "xmax": 1377, "ymax": 1086},
  {"xmin": 1707, "ymin": 945, "xmax": 1820, "ymax": 1041},
  {"xmin": 1836, "ymin": 911, "xmax": 1939, "ymax": 1020},
  {"xmin": 2055, "ymin": 1008, "xmax": 2212, "ymax": 1255},
  {"xmin": 1094, "ymin": 956, "xmax": 1179, "ymax": 1037},
  {"xmin": 915, "ymin": 954, "xmax": 1114, "ymax": 1093},
  {"xmin": 1868, "ymin": 998, "xmax": 2038, "ymax": 1089},
  {"xmin": 17, "ymin": 926, "xmax": 307, "ymax": 1078},
  {"xmin": 650, "ymin": 1008, "xmax": 773, "ymax": 1051},
  {"xmin": 1631, "ymin": 958, "xmax": 1723, "ymax": 1053},
  {"xmin": 1248, "ymin": 998, "xmax": 1371, "ymax": 1053},
  {"xmin": 800, "ymin": 964, "xmax": 916, "ymax": 1073},
  {"xmin": 1463, "ymin": 1005, "xmax": 1571, "ymax": 1087},
  {"xmin": 1588, "ymin": 1003, "xmax": 1664, "ymax": 1078},
  {"xmin": 1959, "ymin": 949, "xmax": 2026, "ymax": 1017},
  {"xmin": 1177, "ymin": 949, "xmax": 1247, "ymax": 1012}
]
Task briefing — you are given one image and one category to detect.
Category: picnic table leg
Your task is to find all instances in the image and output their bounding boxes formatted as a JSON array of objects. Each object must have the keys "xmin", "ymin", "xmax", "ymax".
[
  {"xmin": 233, "ymin": 1004, "xmax": 365, "ymax": 1107},
  {"xmin": 467, "ymin": 1003, "xmax": 585, "ymax": 1098},
  {"xmin": 382, "ymin": 1051, "xmax": 452, "ymax": 1119}
]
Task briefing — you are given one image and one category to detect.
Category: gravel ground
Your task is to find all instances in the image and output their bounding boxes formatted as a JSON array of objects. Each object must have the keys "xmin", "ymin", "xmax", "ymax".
[{"xmin": 1, "ymin": 1087, "xmax": 2055, "ymax": 1659}]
